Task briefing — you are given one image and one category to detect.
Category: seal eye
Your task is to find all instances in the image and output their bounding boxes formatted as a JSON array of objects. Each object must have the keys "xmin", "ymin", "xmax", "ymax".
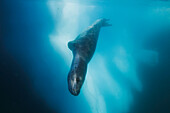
[{"xmin": 76, "ymin": 78, "xmax": 80, "ymax": 83}]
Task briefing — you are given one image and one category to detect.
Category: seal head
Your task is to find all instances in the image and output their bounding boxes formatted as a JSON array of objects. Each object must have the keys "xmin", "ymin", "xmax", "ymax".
[
  {"xmin": 68, "ymin": 71, "xmax": 84, "ymax": 96},
  {"xmin": 67, "ymin": 55, "xmax": 87, "ymax": 96}
]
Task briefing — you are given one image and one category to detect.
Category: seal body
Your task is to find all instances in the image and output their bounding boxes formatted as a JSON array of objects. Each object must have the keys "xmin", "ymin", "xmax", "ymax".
[{"xmin": 67, "ymin": 19, "xmax": 111, "ymax": 96}]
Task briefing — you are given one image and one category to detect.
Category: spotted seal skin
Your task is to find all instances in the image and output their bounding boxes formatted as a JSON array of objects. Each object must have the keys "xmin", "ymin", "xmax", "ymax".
[{"xmin": 67, "ymin": 19, "xmax": 111, "ymax": 96}]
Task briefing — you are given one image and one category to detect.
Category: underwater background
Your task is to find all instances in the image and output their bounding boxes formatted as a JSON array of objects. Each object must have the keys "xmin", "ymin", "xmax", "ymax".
[{"xmin": 0, "ymin": 0, "xmax": 170, "ymax": 113}]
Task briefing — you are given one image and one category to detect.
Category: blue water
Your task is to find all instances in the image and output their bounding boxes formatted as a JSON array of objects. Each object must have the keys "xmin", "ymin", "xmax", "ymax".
[{"xmin": 1, "ymin": 0, "xmax": 170, "ymax": 113}]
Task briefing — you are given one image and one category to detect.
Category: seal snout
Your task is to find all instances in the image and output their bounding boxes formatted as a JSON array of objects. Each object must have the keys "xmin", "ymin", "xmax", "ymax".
[
  {"xmin": 68, "ymin": 73, "xmax": 81, "ymax": 96},
  {"xmin": 69, "ymin": 87, "xmax": 80, "ymax": 96},
  {"xmin": 68, "ymin": 79, "xmax": 80, "ymax": 96}
]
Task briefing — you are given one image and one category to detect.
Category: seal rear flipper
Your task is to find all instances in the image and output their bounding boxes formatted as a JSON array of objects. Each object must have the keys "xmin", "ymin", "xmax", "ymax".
[{"xmin": 102, "ymin": 19, "xmax": 112, "ymax": 27}]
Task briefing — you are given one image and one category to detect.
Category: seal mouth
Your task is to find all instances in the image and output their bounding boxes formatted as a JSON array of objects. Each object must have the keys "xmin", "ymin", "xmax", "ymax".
[
  {"xmin": 68, "ymin": 76, "xmax": 81, "ymax": 96},
  {"xmin": 68, "ymin": 81, "xmax": 80, "ymax": 96},
  {"xmin": 68, "ymin": 87, "xmax": 80, "ymax": 96}
]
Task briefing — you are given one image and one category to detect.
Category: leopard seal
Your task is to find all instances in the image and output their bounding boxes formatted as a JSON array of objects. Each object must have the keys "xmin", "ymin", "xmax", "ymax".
[{"xmin": 67, "ymin": 19, "xmax": 111, "ymax": 96}]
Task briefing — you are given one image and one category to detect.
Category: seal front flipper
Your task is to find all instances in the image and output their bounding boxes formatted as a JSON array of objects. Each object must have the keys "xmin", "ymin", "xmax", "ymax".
[{"xmin": 68, "ymin": 41, "xmax": 77, "ymax": 51}]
